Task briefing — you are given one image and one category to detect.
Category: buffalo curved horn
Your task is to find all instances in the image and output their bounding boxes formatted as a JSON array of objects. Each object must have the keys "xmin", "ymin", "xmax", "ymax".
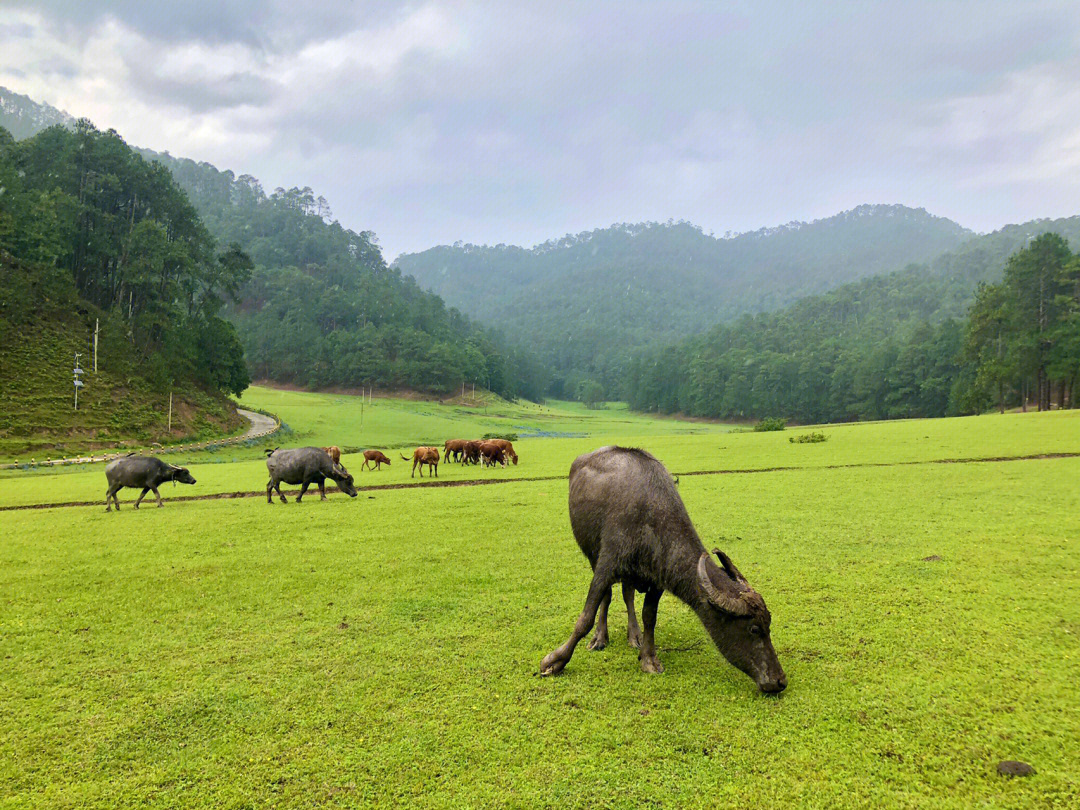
[
  {"xmin": 697, "ymin": 553, "xmax": 751, "ymax": 615},
  {"xmin": 713, "ymin": 548, "xmax": 746, "ymax": 583}
]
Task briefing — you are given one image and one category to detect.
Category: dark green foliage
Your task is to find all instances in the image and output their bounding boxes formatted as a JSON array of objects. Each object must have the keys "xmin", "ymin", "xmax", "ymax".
[
  {"xmin": 396, "ymin": 207, "xmax": 973, "ymax": 396},
  {"xmin": 960, "ymin": 234, "xmax": 1080, "ymax": 412},
  {"xmin": 481, "ymin": 432, "xmax": 519, "ymax": 442},
  {"xmin": 790, "ymin": 432, "xmax": 828, "ymax": 443},
  {"xmin": 626, "ymin": 232, "xmax": 1080, "ymax": 422},
  {"xmin": 0, "ymin": 121, "xmax": 251, "ymax": 397},
  {"xmin": 753, "ymin": 417, "xmax": 787, "ymax": 432},
  {"xmin": 140, "ymin": 150, "xmax": 548, "ymax": 401}
]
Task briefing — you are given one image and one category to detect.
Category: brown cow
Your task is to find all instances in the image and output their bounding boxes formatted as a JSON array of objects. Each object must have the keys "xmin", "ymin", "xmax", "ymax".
[
  {"xmin": 462, "ymin": 440, "xmax": 483, "ymax": 465},
  {"xmin": 401, "ymin": 446, "xmax": 440, "ymax": 478},
  {"xmin": 322, "ymin": 446, "xmax": 342, "ymax": 465},
  {"xmin": 488, "ymin": 438, "xmax": 519, "ymax": 465},
  {"xmin": 444, "ymin": 439, "xmax": 467, "ymax": 463},
  {"xmin": 479, "ymin": 441, "xmax": 507, "ymax": 468},
  {"xmin": 361, "ymin": 449, "xmax": 391, "ymax": 471}
]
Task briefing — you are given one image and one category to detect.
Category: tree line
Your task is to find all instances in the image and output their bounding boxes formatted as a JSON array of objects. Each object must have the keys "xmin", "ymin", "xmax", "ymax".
[
  {"xmin": 0, "ymin": 121, "xmax": 251, "ymax": 396},
  {"xmin": 144, "ymin": 150, "xmax": 549, "ymax": 400},
  {"xmin": 395, "ymin": 206, "xmax": 973, "ymax": 399},
  {"xmin": 624, "ymin": 234, "xmax": 1080, "ymax": 421}
]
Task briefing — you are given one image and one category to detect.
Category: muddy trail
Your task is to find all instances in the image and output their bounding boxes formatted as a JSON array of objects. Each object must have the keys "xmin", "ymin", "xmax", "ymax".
[{"xmin": 4, "ymin": 451, "xmax": 1079, "ymax": 512}]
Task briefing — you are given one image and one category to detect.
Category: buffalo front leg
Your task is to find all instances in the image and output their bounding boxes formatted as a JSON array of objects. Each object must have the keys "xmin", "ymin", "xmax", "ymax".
[
  {"xmin": 318, "ymin": 479, "xmax": 327, "ymax": 501},
  {"xmin": 152, "ymin": 486, "xmax": 163, "ymax": 507},
  {"xmin": 587, "ymin": 587, "xmax": 612, "ymax": 651},
  {"xmin": 133, "ymin": 487, "xmax": 150, "ymax": 509},
  {"xmin": 639, "ymin": 588, "xmax": 665, "ymax": 674},
  {"xmin": 623, "ymin": 583, "xmax": 642, "ymax": 648},
  {"xmin": 540, "ymin": 564, "xmax": 615, "ymax": 676}
]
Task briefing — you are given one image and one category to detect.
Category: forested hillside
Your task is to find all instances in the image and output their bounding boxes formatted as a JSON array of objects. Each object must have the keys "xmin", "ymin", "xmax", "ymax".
[
  {"xmin": 625, "ymin": 229, "xmax": 1080, "ymax": 422},
  {"xmin": 139, "ymin": 151, "xmax": 548, "ymax": 400},
  {"xmin": 0, "ymin": 87, "xmax": 548, "ymax": 401},
  {"xmin": 395, "ymin": 207, "xmax": 972, "ymax": 396},
  {"xmin": 0, "ymin": 122, "xmax": 247, "ymax": 456}
]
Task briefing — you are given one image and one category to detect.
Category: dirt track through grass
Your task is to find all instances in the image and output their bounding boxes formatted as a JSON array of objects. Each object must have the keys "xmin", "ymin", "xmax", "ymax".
[{"xmin": 5, "ymin": 450, "xmax": 1078, "ymax": 511}]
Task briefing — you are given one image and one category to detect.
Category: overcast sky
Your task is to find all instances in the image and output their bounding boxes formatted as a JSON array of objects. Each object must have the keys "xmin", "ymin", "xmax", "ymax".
[{"xmin": 3, "ymin": 1, "xmax": 1080, "ymax": 260}]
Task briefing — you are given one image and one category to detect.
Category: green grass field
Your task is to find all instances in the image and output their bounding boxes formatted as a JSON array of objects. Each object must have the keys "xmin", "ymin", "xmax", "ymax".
[{"xmin": 2, "ymin": 391, "xmax": 1078, "ymax": 807}]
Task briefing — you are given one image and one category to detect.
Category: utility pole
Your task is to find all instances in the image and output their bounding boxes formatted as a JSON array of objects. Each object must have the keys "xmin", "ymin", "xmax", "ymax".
[
  {"xmin": 93, "ymin": 318, "xmax": 99, "ymax": 373},
  {"xmin": 167, "ymin": 391, "xmax": 173, "ymax": 433},
  {"xmin": 73, "ymin": 353, "xmax": 84, "ymax": 411},
  {"xmin": 360, "ymin": 391, "xmax": 365, "ymax": 431}
]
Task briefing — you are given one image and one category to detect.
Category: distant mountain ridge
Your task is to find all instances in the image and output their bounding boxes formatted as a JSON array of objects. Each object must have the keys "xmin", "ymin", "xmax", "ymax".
[
  {"xmin": 394, "ymin": 207, "xmax": 973, "ymax": 394},
  {"xmin": 0, "ymin": 87, "xmax": 75, "ymax": 140}
]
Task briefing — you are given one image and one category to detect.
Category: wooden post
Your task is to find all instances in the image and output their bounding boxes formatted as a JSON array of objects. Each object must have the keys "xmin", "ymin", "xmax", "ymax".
[
  {"xmin": 93, "ymin": 318, "xmax": 99, "ymax": 373},
  {"xmin": 167, "ymin": 391, "xmax": 173, "ymax": 433}
]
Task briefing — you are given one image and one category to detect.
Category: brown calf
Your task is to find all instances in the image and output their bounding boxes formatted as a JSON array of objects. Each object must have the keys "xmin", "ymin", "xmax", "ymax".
[
  {"xmin": 444, "ymin": 439, "xmax": 467, "ymax": 463},
  {"xmin": 401, "ymin": 446, "xmax": 440, "ymax": 478},
  {"xmin": 322, "ymin": 446, "xmax": 342, "ymax": 465},
  {"xmin": 487, "ymin": 439, "xmax": 519, "ymax": 465},
  {"xmin": 361, "ymin": 449, "xmax": 391, "ymax": 471},
  {"xmin": 462, "ymin": 440, "xmax": 483, "ymax": 465},
  {"xmin": 479, "ymin": 441, "xmax": 507, "ymax": 468}
]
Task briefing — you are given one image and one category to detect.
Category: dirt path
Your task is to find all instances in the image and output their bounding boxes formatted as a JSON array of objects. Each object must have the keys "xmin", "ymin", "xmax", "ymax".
[
  {"xmin": 236, "ymin": 409, "xmax": 278, "ymax": 440},
  {"xmin": 0, "ymin": 409, "xmax": 280, "ymax": 471},
  {"xmin": 4, "ymin": 451, "xmax": 1079, "ymax": 512}
]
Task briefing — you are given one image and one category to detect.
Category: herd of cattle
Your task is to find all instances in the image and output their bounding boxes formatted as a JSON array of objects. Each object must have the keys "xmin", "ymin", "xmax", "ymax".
[
  {"xmin": 103, "ymin": 437, "xmax": 521, "ymax": 510},
  {"xmin": 102, "ymin": 441, "xmax": 785, "ymax": 693}
]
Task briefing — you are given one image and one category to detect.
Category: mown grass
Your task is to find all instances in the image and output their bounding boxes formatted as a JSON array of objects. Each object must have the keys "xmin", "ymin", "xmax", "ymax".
[
  {"xmin": 2, "ymin": 457, "xmax": 1078, "ymax": 807},
  {"xmin": 2, "ymin": 395, "xmax": 1079, "ymax": 807},
  {"xmin": 237, "ymin": 385, "xmax": 727, "ymax": 450},
  {"xmin": 1, "ymin": 404, "xmax": 1078, "ymax": 509}
]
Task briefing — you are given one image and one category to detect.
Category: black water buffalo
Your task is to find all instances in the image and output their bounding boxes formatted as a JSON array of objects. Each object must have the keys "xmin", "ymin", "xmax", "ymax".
[
  {"xmin": 265, "ymin": 447, "xmax": 358, "ymax": 503},
  {"xmin": 540, "ymin": 446, "xmax": 787, "ymax": 694},
  {"xmin": 104, "ymin": 455, "xmax": 196, "ymax": 511}
]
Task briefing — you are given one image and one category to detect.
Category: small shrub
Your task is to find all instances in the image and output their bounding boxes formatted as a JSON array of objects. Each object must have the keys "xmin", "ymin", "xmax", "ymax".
[
  {"xmin": 789, "ymin": 432, "xmax": 828, "ymax": 444},
  {"xmin": 482, "ymin": 432, "xmax": 518, "ymax": 442},
  {"xmin": 752, "ymin": 417, "xmax": 787, "ymax": 432}
]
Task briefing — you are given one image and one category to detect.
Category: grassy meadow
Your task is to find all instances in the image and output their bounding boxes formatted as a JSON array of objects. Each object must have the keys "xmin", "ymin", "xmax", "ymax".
[{"xmin": 2, "ymin": 390, "xmax": 1079, "ymax": 807}]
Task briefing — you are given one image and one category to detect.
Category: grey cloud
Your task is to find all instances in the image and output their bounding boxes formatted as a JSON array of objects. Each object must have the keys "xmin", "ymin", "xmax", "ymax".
[{"xmin": 7, "ymin": 1, "xmax": 1080, "ymax": 259}]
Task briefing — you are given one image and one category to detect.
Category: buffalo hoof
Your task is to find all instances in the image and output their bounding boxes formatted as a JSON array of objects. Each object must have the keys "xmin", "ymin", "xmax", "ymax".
[
  {"xmin": 539, "ymin": 652, "xmax": 568, "ymax": 676},
  {"xmin": 279, "ymin": 496, "xmax": 287, "ymax": 504},
  {"xmin": 640, "ymin": 655, "xmax": 664, "ymax": 674},
  {"xmin": 628, "ymin": 629, "xmax": 642, "ymax": 649},
  {"xmin": 133, "ymin": 504, "xmax": 140, "ymax": 510},
  {"xmin": 587, "ymin": 634, "xmax": 608, "ymax": 651}
]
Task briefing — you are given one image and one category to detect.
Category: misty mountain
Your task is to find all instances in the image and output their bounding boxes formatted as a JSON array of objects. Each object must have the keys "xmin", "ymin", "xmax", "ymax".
[
  {"xmin": 394, "ymin": 207, "xmax": 972, "ymax": 395},
  {"xmin": 0, "ymin": 87, "xmax": 75, "ymax": 140}
]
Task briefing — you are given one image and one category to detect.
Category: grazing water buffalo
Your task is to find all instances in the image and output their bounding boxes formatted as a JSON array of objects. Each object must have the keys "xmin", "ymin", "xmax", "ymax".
[
  {"xmin": 401, "ymin": 447, "xmax": 439, "ymax": 477},
  {"xmin": 540, "ymin": 446, "xmax": 787, "ymax": 694},
  {"xmin": 104, "ymin": 455, "xmax": 196, "ymax": 511},
  {"xmin": 361, "ymin": 449, "xmax": 391, "ymax": 471},
  {"xmin": 265, "ymin": 447, "xmax": 358, "ymax": 503}
]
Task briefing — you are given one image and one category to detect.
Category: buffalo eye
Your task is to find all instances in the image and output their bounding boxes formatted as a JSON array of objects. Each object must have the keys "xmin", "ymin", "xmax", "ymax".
[{"xmin": 748, "ymin": 625, "xmax": 761, "ymax": 636}]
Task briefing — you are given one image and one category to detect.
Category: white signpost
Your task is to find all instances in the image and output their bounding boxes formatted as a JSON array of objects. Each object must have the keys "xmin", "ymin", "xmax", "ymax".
[{"xmin": 73, "ymin": 353, "xmax": 84, "ymax": 411}]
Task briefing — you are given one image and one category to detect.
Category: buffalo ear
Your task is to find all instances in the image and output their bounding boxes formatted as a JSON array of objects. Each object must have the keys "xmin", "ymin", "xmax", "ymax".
[
  {"xmin": 713, "ymin": 548, "xmax": 746, "ymax": 583},
  {"xmin": 697, "ymin": 553, "xmax": 751, "ymax": 615}
]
